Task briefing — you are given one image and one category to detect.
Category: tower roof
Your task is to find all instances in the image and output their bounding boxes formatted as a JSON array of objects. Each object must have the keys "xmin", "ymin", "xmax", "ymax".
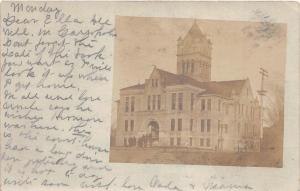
[{"xmin": 183, "ymin": 20, "xmax": 205, "ymax": 40}]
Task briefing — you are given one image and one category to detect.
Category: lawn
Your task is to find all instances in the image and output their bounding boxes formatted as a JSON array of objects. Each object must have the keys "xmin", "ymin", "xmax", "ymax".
[{"xmin": 109, "ymin": 146, "xmax": 282, "ymax": 167}]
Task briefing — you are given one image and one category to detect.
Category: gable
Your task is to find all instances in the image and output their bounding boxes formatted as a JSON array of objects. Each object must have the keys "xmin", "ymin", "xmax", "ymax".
[
  {"xmin": 149, "ymin": 67, "xmax": 161, "ymax": 80},
  {"xmin": 239, "ymin": 79, "xmax": 255, "ymax": 99}
]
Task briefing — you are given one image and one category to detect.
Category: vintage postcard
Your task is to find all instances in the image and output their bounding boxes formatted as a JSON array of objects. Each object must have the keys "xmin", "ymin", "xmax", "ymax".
[{"xmin": 0, "ymin": 1, "xmax": 299, "ymax": 191}]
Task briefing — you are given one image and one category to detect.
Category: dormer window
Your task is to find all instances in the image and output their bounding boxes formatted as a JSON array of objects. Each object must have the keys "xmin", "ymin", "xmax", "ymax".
[
  {"xmin": 130, "ymin": 96, "xmax": 135, "ymax": 112},
  {"xmin": 125, "ymin": 97, "xmax": 129, "ymax": 112}
]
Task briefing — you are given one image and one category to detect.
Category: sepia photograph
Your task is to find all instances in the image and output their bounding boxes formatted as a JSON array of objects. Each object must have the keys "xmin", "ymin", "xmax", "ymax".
[{"xmin": 109, "ymin": 16, "xmax": 286, "ymax": 167}]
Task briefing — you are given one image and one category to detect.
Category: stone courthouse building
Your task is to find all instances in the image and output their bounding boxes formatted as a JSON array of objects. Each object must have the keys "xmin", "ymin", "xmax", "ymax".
[{"xmin": 115, "ymin": 22, "xmax": 261, "ymax": 152}]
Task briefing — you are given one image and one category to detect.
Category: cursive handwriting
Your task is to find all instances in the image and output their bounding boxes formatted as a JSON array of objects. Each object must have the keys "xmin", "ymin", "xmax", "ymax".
[
  {"xmin": 1, "ymin": 1, "xmax": 115, "ymax": 190},
  {"xmin": 149, "ymin": 175, "xmax": 183, "ymax": 191}
]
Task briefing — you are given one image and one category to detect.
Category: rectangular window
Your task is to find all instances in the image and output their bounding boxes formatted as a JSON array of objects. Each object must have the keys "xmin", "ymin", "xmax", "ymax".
[
  {"xmin": 206, "ymin": 138, "xmax": 210, "ymax": 147},
  {"xmin": 182, "ymin": 63, "xmax": 185, "ymax": 74},
  {"xmin": 201, "ymin": 99, "xmax": 205, "ymax": 111},
  {"xmin": 224, "ymin": 124, "xmax": 228, "ymax": 133},
  {"xmin": 125, "ymin": 120, "xmax": 128, "ymax": 132},
  {"xmin": 171, "ymin": 93, "xmax": 176, "ymax": 110},
  {"xmin": 190, "ymin": 119, "xmax": 193, "ymax": 131},
  {"xmin": 218, "ymin": 99, "xmax": 221, "ymax": 112},
  {"xmin": 125, "ymin": 97, "xmax": 129, "ymax": 112},
  {"xmin": 191, "ymin": 93, "xmax": 194, "ymax": 111},
  {"xmin": 170, "ymin": 137, "xmax": 174, "ymax": 146},
  {"xmin": 191, "ymin": 63, "xmax": 194, "ymax": 73},
  {"xmin": 225, "ymin": 105, "xmax": 229, "ymax": 115},
  {"xmin": 178, "ymin": 119, "xmax": 182, "ymax": 131},
  {"xmin": 152, "ymin": 79, "xmax": 154, "ymax": 87},
  {"xmin": 238, "ymin": 123, "xmax": 240, "ymax": 136},
  {"xmin": 207, "ymin": 119, "xmax": 211, "ymax": 132},
  {"xmin": 157, "ymin": 95, "xmax": 161, "ymax": 110},
  {"xmin": 178, "ymin": 93, "xmax": 183, "ymax": 111},
  {"xmin": 177, "ymin": 137, "xmax": 181, "ymax": 146},
  {"xmin": 207, "ymin": 99, "xmax": 211, "ymax": 111},
  {"xmin": 218, "ymin": 120, "xmax": 221, "ymax": 134},
  {"xmin": 171, "ymin": 119, "xmax": 175, "ymax": 131},
  {"xmin": 189, "ymin": 137, "xmax": 193, "ymax": 146},
  {"xmin": 234, "ymin": 104, "xmax": 237, "ymax": 115},
  {"xmin": 124, "ymin": 138, "xmax": 127, "ymax": 146},
  {"xmin": 200, "ymin": 138, "xmax": 204, "ymax": 146},
  {"xmin": 130, "ymin": 96, "xmax": 135, "ymax": 112},
  {"xmin": 152, "ymin": 95, "xmax": 156, "ymax": 110},
  {"xmin": 241, "ymin": 104, "xmax": 244, "ymax": 114},
  {"xmin": 155, "ymin": 79, "xmax": 158, "ymax": 87},
  {"xmin": 201, "ymin": 119, "xmax": 205, "ymax": 132},
  {"xmin": 147, "ymin": 96, "xmax": 151, "ymax": 110},
  {"xmin": 130, "ymin": 120, "xmax": 134, "ymax": 131}
]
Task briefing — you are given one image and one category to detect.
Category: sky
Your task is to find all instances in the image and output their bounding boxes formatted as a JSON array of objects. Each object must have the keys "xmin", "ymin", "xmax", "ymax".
[{"xmin": 112, "ymin": 16, "xmax": 286, "ymax": 104}]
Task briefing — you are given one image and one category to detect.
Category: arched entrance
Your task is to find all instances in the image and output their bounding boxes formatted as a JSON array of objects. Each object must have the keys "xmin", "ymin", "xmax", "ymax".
[
  {"xmin": 148, "ymin": 121, "xmax": 159, "ymax": 143},
  {"xmin": 137, "ymin": 120, "xmax": 160, "ymax": 148}
]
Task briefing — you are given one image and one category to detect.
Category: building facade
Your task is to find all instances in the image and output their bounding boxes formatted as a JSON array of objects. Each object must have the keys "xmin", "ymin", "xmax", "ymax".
[{"xmin": 114, "ymin": 22, "xmax": 261, "ymax": 152}]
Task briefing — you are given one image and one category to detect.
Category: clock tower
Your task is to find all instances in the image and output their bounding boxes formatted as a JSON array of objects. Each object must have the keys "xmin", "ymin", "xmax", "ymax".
[{"xmin": 177, "ymin": 21, "xmax": 212, "ymax": 82}]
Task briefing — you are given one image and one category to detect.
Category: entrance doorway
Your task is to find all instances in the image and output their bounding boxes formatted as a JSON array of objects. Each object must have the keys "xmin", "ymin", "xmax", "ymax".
[{"xmin": 148, "ymin": 121, "xmax": 159, "ymax": 142}]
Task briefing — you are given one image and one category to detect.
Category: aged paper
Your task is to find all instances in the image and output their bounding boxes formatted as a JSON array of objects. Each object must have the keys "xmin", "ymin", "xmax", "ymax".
[{"xmin": 0, "ymin": 1, "xmax": 299, "ymax": 191}]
